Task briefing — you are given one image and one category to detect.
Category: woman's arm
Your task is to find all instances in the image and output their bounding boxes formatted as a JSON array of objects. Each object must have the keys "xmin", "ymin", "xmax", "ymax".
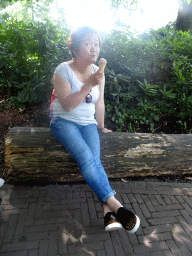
[
  {"xmin": 95, "ymin": 75, "xmax": 112, "ymax": 133},
  {"xmin": 54, "ymin": 71, "xmax": 103, "ymax": 112}
]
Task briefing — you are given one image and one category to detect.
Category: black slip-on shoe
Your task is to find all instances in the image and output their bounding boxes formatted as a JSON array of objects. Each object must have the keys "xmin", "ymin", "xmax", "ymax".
[
  {"xmin": 104, "ymin": 212, "xmax": 123, "ymax": 232},
  {"xmin": 116, "ymin": 206, "xmax": 140, "ymax": 233}
]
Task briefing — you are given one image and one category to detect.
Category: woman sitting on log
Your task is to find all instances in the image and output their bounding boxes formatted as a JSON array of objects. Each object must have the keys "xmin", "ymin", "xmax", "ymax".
[{"xmin": 50, "ymin": 26, "xmax": 140, "ymax": 233}]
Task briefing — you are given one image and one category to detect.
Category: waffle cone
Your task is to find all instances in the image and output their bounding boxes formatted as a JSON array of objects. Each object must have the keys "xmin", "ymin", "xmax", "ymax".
[{"xmin": 99, "ymin": 58, "xmax": 107, "ymax": 71}]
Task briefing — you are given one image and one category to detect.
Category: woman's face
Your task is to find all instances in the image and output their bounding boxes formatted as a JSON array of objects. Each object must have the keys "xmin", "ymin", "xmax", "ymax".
[{"xmin": 75, "ymin": 33, "xmax": 100, "ymax": 64}]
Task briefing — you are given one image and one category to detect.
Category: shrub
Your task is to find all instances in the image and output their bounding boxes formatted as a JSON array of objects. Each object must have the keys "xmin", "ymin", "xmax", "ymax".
[
  {"xmin": 0, "ymin": 16, "xmax": 70, "ymax": 108},
  {"xmin": 101, "ymin": 25, "xmax": 192, "ymax": 133}
]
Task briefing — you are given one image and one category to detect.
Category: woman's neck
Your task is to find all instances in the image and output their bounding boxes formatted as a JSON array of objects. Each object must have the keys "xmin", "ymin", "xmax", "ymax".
[{"xmin": 72, "ymin": 58, "xmax": 92, "ymax": 74}]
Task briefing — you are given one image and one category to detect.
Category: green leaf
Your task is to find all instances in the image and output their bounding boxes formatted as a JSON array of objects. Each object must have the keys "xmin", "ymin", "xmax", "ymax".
[{"xmin": 8, "ymin": 82, "xmax": 12, "ymax": 87}]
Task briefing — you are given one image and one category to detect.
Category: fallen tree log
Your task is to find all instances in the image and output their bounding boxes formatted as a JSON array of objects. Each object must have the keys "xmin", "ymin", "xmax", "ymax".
[{"xmin": 4, "ymin": 127, "xmax": 192, "ymax": 184}]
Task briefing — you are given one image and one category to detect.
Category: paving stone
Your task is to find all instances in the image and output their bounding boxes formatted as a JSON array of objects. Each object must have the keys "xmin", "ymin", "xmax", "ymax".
[
  {"xmin": 175, "ymin": 195, "xmax": 185, "ymax": 204},
  {"xmin": 118, "ymin": 228, "xmax": 134, "ymax": 254},
  {"xmin": 181, "ymin": 202, "xmax": 192, "ymax": 216},
  {"xmin": 121, "ymin": 193, "xmax": 130, "ymax": 204},
  {"xmin": 104, "ymin": 239, "xmax": 115, "ymax": 256},
  {"xmin": 148, "ymin": 195, "xmax": 160, "ymax": 206},
  {"xmin": 182, "ymin": 195, "xmax": 192, "ymax": 206},
  {"xmin": 183, "ymin": 188, "xmax": 192, "ymax": 196},
  {"xmin": 0, "ymin": 241, "xmax": 39, "ymax": 253},
  {"xmin": 2, "ymin": 203, "xmax": 29, "ymax": 210},
  {"xmin": 1, "ymin": 209, "xmax": 19, "ymax": 216},
  {"xmin": 14, "ymin": 231, "xmax": 49, "ymax": 243},
  {"xmin": 172, "ymin": 223, "xmax": 192, "ymax": 253},
  {"xmin": 162, "ymin": 250, "xmax": 174, "ymax": 256},
  {"xmin": 132, "ymin": 202, "xmax": 149, "ymax": 228},
  {"xmin": 25, "ymin": 223, "xmax": 57, "ymax": 233},
  {"xmin": 83, "ymin": 232, "xmax": 110, "ymax": 243},
  {"xmin": 179, "ymin": 209, "xmax": 192, "ymax": 224},
  {"xmin": 166, "ymin": 240, "xmax": 183, "ymax": 256},
  {"xmin": 143, "ymin": 224, "xmax": 174, "ymax": 235},
  {"xmin": 74, "ymin": 208, "xmax": 83, "ymax": 224},
  {"xmin": 139, "ymin": 204, "xmax": 152, "ymax": 219},
  {"xmin": 155, "ymin": 195, "xmax": 166, "ymax": 205},
  {"xmin": 173, "ymin": 235, "xmax": 192, "ymax": 256},
  {"xmin": 127, "ymin": 232, "xmax": 139, "ymax": 245},
  {"xmin": 87, "ymin": 198, "xmax": 97, "ymax": 220},
  {"xmin": 134, "ymin": 194, "xmax": 144, "ymax": 204},
  {"xmin": 176, "ymin": 215, "xmax": 192, "ymax": 240},
  {"xmin": 0, "ymin": 251, "xmax": 28, "ymax": 256},
  {"xmin": 151, "ymin": 210, "xmax": 180, "ymax": 218},
  {"xmin": 1, "ymin": 181, "xmax": 192, "ymax": 256},
  {"xmin": 114, "ymin": 193, "xmax": 123, "ymax": 204},
  {"xmin": 141, "ymin": 195, "xmax": 156, "ymax": 212},
  {"xmin": 127, "ymin": 194, "xmax": 137, "ymax": 204},
  {"xmin": 137, "ymin": 232, "xmax": 172, "ymax": 243},
  {"xmin": 161, "ymin": 196, "xmax": 172, "ymax": 205},
  {"xmin": 91, "ymin": 218, "xmax": 104, "ymax": 227},
  {"xmin": 133, "ymin": 241, "xmax": 169, "ymax": 254},
  {"xmin": 134, "ymin": 251, "xmax": 164, "ymax": 256},
  {"xmin": 66, "ymin": 253, "xmax": 87, "ymax": 256},
  {"xmin": 59, "ymin": 198, "xmax": 86, "ymax": 205},
  {"xmin": 110, "ymin": 231, "xmax": 126, "ymax": 256},
  {"xmin": 169, "ymin": 196, "xmax": 179, "ymax": 204},
  {"xmin": 28, "ymin": 250, "xmax": 39, "ymax": 256},
  {"xmin": 58, "ymin": 227, "xmax": 68, "ymax": 254},
  {"xmin": 148, "ymin": 217, "xmax": 178, "ymax": 225},
  {"xmin": 39, "ymin": 240, "xmax": 49, "ymax": 256},
  {"xmin": 35, "ymin": 196, "xmax": 45, "ymax": 219},
  {"xmin": 0, "ymin": 221, "xmax": 9, "ymax": 248},
  {"xmin": 81, "ymin": 203, "xmax": 91, "ymax": 227},
  {"xmin": 48, "ymin": 231, "xmax": 58, "ymax": 256},
  {"xmin": 96, "ymin": 250, "xmax": 106, "ymax": 256},
  {"xmin": 15, "ymin": 208, "xmax": 28, "ymax": 236},
  {"xmin": 26, "ymin": 203, "xmax": 36, "ymax": 226},
  {"xmin": 68, "ymin": 241, "xmax": 104, "ymax": 254},
  {"xmin": 3, "ymin": 214, "xmax": 18, "ymax": 243},
  {"xmin": 155, "ymin": 204, "xmax": 183, "ymax": 212}
]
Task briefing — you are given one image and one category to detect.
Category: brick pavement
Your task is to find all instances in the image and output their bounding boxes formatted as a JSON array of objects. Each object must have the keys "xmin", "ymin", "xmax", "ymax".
[{"xmin": 0, "ymin": 180, "xmax": 192, "ymax": 256}]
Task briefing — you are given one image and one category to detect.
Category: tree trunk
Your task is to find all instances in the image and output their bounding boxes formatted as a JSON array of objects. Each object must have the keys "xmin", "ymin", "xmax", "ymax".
[
  {"xmin": 175, "ymin": 1, "xmax": 192, "ymax": 33},
  {"xmin": 4, "ymin": 127, "xmax": 192, "ymax": 184}
]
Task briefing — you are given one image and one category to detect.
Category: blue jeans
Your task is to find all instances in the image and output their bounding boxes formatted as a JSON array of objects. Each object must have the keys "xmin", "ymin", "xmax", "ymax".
[{"xmin": 50, "ymin": 117, "xmax": 116, "ymax": 205}]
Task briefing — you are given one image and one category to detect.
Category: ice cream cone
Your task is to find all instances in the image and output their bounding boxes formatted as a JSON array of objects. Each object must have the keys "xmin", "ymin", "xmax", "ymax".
[{"xmin": 99, "ymin": 58, "xmax": 107, "ymax": 71}]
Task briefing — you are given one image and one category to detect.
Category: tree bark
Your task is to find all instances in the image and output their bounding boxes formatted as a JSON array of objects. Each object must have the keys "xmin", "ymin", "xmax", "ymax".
[
  {"xmin": 175, "ymin": 1, "xmax": 192, "ymax": 33},
  {"xmin": 4, "ymin": 127, "xmax": 192, "ymax": 184}
]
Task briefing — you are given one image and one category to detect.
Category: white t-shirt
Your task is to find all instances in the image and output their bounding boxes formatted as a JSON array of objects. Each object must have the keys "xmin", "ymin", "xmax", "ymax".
[{"xmin": 50, "ymin": 62, "xmax": 100, "ymax": 126}]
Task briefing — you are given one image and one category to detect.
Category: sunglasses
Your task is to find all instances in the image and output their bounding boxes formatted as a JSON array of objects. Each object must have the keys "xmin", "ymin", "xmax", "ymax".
[{"xmin": 86, "ymin": 94, "xmax": 92, "ymax": 103}]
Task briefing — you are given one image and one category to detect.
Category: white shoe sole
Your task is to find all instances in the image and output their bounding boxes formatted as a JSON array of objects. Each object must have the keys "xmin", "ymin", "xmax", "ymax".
[
  {"xmin": 105, "ymin": 222, "xmax": 123, "ymax": 232},
  {"xmin": 0, "ymin": 179, "xmax": 4, "ymax": 187},
  {"xmin": 127, "ymin": 215, "xmax": 140, "ymax": 233}
]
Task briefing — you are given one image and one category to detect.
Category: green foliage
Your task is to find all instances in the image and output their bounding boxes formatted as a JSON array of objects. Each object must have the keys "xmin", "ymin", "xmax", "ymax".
[
  {"xmin": 110, "ymin": 0, "xmax": 138, "ymax": 10},
  {"xmin": 101, "ymin": 25, "xmax": 192, "ymax": 133},
  {"xmin": 0, "ymin": 3, "xmax": 70, "ymax": 107},
  {"xmin": 1, "ymin": 0, "xmax": 192, "ymax": 134},
  {"xmin": 110, "ymin": 0, "xmax": 191, "ymax": 9}
]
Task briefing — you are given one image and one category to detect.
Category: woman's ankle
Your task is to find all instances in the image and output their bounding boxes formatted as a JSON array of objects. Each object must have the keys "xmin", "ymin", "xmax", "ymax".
[
  {"xmin": 103, "ymin": 204, "xmax": 112, "ymax": 216},
  {"xmin": 106, "ymin": 196, "xmax": 123, "ymax": 214}
]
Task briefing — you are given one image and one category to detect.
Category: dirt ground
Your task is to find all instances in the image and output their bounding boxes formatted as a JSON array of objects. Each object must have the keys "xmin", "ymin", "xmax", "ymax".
[{"xmin": 0, "ymin": 93, "xmax": 51, "ymax": 179}]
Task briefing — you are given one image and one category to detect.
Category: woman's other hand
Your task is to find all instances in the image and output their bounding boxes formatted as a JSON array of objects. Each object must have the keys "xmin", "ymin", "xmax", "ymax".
[{"xmin": 101, "ymin": 128, "xmax": 112, "ymax": 133}]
